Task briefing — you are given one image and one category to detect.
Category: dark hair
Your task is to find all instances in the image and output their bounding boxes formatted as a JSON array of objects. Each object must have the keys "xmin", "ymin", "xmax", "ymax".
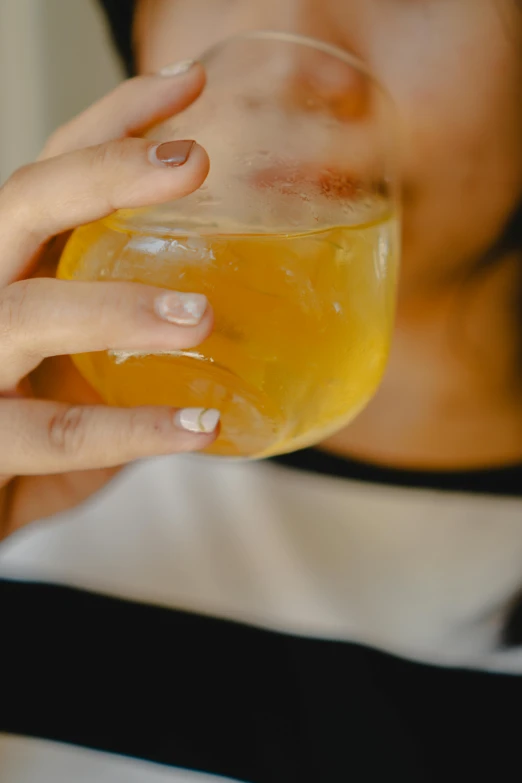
[{"xmin": 97, "ymin": 0, "xmax": 137, "ymax": 77}]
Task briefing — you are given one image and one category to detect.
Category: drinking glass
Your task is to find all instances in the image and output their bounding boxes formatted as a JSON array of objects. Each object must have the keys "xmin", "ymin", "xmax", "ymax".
[{"xmin": 58, "ymin": 31, "xmax": 400, "ymax": 458}]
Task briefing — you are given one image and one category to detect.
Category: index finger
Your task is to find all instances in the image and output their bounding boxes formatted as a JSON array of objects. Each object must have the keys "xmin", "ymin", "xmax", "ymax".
[
  {"xmin": 40, "ymin": 62, "xmax": 205, "ymax": 159},
  {"xmin": 0, "ymin": 137, "xmax": 209, "ymax": 285}
]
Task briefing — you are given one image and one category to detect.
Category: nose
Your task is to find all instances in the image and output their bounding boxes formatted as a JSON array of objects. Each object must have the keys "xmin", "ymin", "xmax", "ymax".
[{"xmin": 233, "ymin": 1, "xmax": 369, "ymax": 121}]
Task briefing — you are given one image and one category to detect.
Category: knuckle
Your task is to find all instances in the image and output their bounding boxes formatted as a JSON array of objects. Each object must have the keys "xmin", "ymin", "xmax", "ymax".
[
  {"xmin": 41, "ymin": 122, "xmax": 73, "ymax": 158},
  {"xmin": 102, "ymin": 281, "xmax": 138, "ymax": 318},
  {"xmin": 87, "ymin": 282, "xmax": 135, "ymax": 333},
  {"xmin": 0, "ymin": 164, "xmax": 47, "ymax": 244},
  {"xmin": 89, "ymin": 141, "xmax": 116, "ymax": 170},
  {"xmin": 128, "ymin": 407, "xmax": 169, "ymax": 445},
  {"xmin": 0, "ymin": 163, "xmax": 35, "ymax": 206},
  {"xmin": 113, "ymin": 76, "xmax": 143, "ymax": 102},
  {"xmin": 126, "ymin": 408, "xmax": 145, "ymax": 442},
  {"xmin": 127, "ymin": 407, "xmax": 154, "ymax": 443},
  {"xmin": 47, "ymin": 406, "xmax": 90, "ymax": 456},
  {"xmin": 89, "ymin": 138, "xmax": 137, "ymax": 170},
  {"xmin": 0, "ymin": 280, "xmax": 33, "ymax": 342}
]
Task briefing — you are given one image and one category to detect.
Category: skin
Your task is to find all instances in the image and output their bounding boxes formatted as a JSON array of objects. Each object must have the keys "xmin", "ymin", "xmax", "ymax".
[
  {"xmin": 136, "ymin": 0, "xmax": 522, "ymax": 469},
  {"xmin": 0, "ymin": 68, "xmax": 218, "ymax": 538},
  {"xmin": 0, "ymin": 1, "xmax": 521, "ymax": 538}
]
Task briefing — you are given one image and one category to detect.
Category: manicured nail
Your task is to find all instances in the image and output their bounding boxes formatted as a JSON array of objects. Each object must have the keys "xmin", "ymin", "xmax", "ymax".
[
  {"xmin": 155, "ymin": 291, "xmax": 207, "ymax": 325},
  {"xmin": 149, "ymin": 140, "xmax": 195, "ymax": 167},
  {"xmin": 158, "ymin": 59, "xmax": 196, "ymax": 77},
  {"xmin": 175, "ymin": 408, "xmax": 220, "ymax": 433}
]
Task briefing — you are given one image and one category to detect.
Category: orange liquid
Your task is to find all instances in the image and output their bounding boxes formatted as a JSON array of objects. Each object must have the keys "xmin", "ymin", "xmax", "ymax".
[{"xmin": 57, "ymin": 215, "xmax": 398, "ymax": 458}]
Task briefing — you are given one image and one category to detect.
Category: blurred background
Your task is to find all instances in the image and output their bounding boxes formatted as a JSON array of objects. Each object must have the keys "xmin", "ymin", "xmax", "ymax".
[{"xmin": 0, "ymin": 0, "xmax": 122, "ymax": 181}]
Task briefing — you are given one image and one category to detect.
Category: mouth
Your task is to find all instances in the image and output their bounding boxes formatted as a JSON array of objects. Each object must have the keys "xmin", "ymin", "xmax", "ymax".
[{"xmin": 251, "ymin": 164, "xmax": 390, "ymax": 200}]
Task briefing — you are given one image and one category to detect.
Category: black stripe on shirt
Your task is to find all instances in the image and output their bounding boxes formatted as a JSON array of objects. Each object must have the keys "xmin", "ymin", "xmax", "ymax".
[
  {"xmin": 272, "ymin": 448, "xmax": 522, "ymax": 496},
  {"xmin": 1, "ymin": 578, "xmax": 521, "ymax": 783}
]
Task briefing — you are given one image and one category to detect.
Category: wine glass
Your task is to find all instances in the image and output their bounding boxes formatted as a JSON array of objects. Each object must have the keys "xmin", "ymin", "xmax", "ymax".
[{"xmin": 58, "ymin": 31, "xmax": 400, "ymax": 459}]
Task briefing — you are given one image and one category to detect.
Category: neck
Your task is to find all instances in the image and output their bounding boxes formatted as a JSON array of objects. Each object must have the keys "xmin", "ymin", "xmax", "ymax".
[{"xmin": 321, "ymin": 252, "xmax": 522, "ymax": 470}]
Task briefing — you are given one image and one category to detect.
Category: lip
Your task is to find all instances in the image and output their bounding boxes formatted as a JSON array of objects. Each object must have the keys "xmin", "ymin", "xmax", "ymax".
[{"xmin": 251, "ymin": 164, "xmax": 388, "ymax": 199}]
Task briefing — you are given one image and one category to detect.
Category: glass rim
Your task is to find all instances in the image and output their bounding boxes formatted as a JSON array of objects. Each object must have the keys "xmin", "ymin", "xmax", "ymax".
[
  {"xmin": 198, "ymin": 29, "xmax": 375, "ymax": 81},
  {"xmin": 119, "ymin": 31, "xmax": 399, "ymax": 234}
]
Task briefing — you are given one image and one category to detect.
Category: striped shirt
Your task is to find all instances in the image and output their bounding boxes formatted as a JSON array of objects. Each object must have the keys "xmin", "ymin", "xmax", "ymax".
[{"xmin": 1, "ymin": 449, "xmax": 522, "ymax": 781}]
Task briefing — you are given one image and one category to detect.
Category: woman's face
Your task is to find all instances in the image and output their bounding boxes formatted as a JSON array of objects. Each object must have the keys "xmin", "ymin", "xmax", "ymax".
[{"xmin": 135, "ymin": 0, "xmax": 522, "ymax": 294}]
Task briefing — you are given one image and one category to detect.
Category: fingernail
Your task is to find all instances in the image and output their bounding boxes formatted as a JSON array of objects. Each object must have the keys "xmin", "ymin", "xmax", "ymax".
[
  {"xmin": 155, "ymin": 291, "xmax": 208, "ymax": 325},
  {"xmin": 149, "ymin": 140, "xmax": 195, "ymax": 167},
  {"xmin": 174, "ymin": 408, "xmax": 220, "ymax": 433},
  {"xmin": 158, "ymin": 59, "xmax": 196, "ymax": 77}
]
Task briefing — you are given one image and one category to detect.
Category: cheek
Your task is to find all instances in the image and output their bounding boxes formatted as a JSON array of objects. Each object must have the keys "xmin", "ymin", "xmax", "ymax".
[
  {"xmin": 136, "ymin": 0, "xmax": 268, "ymax": 72},
  {"xmin": 136, "ymin": 0, "xmax": 522, "ymax": 274},
  {"xmin": 400, "ymin": 103, "xmax": 522, "ymax": 276},
  {"xmin": 375, "ymin": 19, "xmax": 522, "ymax": 271},
  {"xmin": 136, "ymin": 0, "xmax": 237, "ymax": 71}
]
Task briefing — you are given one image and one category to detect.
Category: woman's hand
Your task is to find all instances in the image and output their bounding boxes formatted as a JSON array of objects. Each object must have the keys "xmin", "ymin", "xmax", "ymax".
[{"xmin": 0, "ymin": 64, "xmax": 218, "ymax": 540}]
